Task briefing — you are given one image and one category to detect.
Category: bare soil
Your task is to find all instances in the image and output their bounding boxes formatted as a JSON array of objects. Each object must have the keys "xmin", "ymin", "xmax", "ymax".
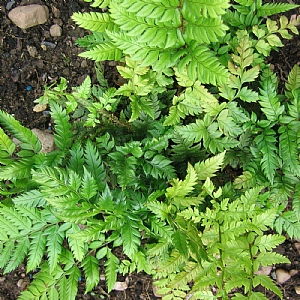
[{"xmin": 1, "ymin": 0, "xmax": 300, "ymax": 299}]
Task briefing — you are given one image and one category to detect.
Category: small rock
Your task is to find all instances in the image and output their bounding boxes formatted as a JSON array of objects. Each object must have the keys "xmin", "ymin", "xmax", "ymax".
[
  {"xmin": 41, "ymin": 41, "xmax": 56, "ymax": 49},
  {"xmin": 8, "ymin": 5, "xmax": 49, "ymax": 29},
  {"xmin": 50, "ymin": 24, "xmax": 62, "ymax": 37},
  {"xmin": 26, "ymin": 45, "xmax": 38, "ymax": 57},
  {"xmin": 113, "ymin": 281, "xmax": 128, "ymax": 291},
  {"xmin": 276, "ymin": 268, "xmax": 291, "ymax": 284},
  {"xmin": 0, "ymin": 277, "xmax": 6, "ymax": 282},
  {"xmin": 295, "ymin": 286, "xmax": 300, "ymax": 295},
  {"xmin": 31, "ymin": 128, "xmax": 54, "ymax": 153},
  {"xmin": 289, "ymin": 269, "xmax": 298, "ymax": 276},
  {"xmin": 33, "ymin": 103, "xmax": 47, "ymax": 112}
]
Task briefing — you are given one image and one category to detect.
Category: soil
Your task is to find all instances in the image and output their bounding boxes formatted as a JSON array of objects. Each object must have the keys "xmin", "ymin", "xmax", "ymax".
[{"xmin": 0, "ymin": 0, "xmax": 300, "ymax": 299}]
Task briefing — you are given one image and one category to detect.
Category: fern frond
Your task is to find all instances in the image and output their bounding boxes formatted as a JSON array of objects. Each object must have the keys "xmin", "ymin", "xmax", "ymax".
[
  {"xmin": 18, "ymin": 262, "xmax": 64, "ymax": 300},
  {"xmin": 184, "ymin": 17, "xmax": 228, "ymax": 44},
  {"xmin": 72, "ymin": 12, "xmax": 116, "ymax": 32},
  {"xmin": 0, "ymin": 110, "xmax": 41, "ymax": 153},
  {"xmin": 121, "ymin": 216, "xmax": 141, "ymax": 258},
  {"xmin": 257, "ymin": 3, "xmax": 299, "ymax": 17},
  {"xmin": 178, "ymin": 42, "xmax": 229, "ymax": 85},
  {"xmin": 194, "ymin": 151, "xmax": 226, "ymax": 181},
  {"xmin": 259, "ymin": 68, "xmax": 284, "ymax": 121},
  {"xmin": 158, "ymin": 250, "xmax": 187, "ymax": 277},
  {"xmin": 45, "ymin": 224, "xmax": 65, "ymax": 273},
  {"xmin": 27, "ymin": 231, "xmax": 47, "ymax": 272},
  {"xmin": 4, "ymin": 236, "xmax": 30, "ymax": 273},
  {"xmin": 279, "ymin": 124, "xmax": 300, "ymax": 176},
  {"xmin": 110, "ymin": 2, "xmax": 181, "ymax": 49},
  {"xmin": 67, "ymin": 225, "xmax": 86, "ymax": 262},
  {"xmin": 286, "ymin": 64, "xmax": 300, "ymax": 97},
  {"xmin": 143, "ymin": 154, "xmax": 175, "ymax": 180},
  {"xmin": 253, "ymin": 274, "xmax": 282, "ymax": 299},
  {"xmin": 105, "ymin": 250, "xmax": 120, "ymax": 292},
  {"xmin": 49, "ymin": 101, "xmax": 73, "ymax": 151},
  {"xmin": 182, "ymin": 0, "xmax": 230, "ymax": 19},
  {"xmin": 166, "ymin": 163, "xmax": 198, "ymax": 200},
  {"xmin": 13, "ymin": 189, "xmax": 46, "ymax": 207},
  {"xmin": 79, "ymin": 41, "xmax": 123, "ymax": 61},
  {"xmin": 0, "ymin": 127, "xmax": 15, "ymax": 158},
  {"xmin": 81, "ymin": 255, "xmax": 100, "ymax": 293},
  {"xmin": 254, "ymin": 128, "xmax": 279, "ymax": 184},
  {"xmin": 66, "ymin": 266, "xmax": 80, "ymax": 300}
]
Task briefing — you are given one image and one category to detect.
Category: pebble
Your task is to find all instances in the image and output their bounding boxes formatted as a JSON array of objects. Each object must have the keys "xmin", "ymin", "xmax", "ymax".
[
  {"xmin": 275, "ymin": 268, "xmax": 291, "ymax": 284},
  {"xmin": 41, "ymin": 41, "xmax": 56, "ymax": 49},
  {"xmin": 26, "ymin": 45, "xmax": 38, "ymax": 57},
  {"xmin": 33, "ymin": 103, "xmax": 47, "ymax": 112},
  {"xmin": 8, "ymin": 4, "xmax": 49, "ymax": 29},
  {"xmin": 31, "ymin": 128, "xmax": 54, "ymax": 153},
  {"xmin": 295, "ymin": 286, "xmax": 300, "ymax": 295},
  {"xmin": 113, "ymin": 281, "xmax": 128, "ymax": 291},
  {"xmin": 50, "ymin": 24, "xmax": 62, "ymax": 37}
]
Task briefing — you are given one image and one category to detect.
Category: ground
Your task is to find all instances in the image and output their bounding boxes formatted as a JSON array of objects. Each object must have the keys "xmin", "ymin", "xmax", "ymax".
[{"xmin": 0, "ymin": 0, "xmax": 300, "ymax": 299}]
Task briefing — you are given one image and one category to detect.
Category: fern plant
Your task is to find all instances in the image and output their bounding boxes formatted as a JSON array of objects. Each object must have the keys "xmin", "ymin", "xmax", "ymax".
[
  {"xmin": 147, "ymin": 159, "xmax": 289, "ymax": 300},
  {"xmin": 1, "ymin": 0, "xmax": 300, "ymax": 299}
]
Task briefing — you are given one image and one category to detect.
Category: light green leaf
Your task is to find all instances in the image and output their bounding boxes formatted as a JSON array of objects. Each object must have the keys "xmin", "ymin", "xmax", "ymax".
[{"xmin": 81, "ymin": 255, "xmax": 100, "ymax": 293}]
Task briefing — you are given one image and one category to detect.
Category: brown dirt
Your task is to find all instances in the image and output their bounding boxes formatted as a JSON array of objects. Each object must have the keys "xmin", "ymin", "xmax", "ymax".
[{"xmin": 1, "ymin": 0, "xmax": 300, "ymax": 299}]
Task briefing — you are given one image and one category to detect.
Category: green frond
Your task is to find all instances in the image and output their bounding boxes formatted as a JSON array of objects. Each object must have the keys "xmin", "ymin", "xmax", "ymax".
[
  {"xmin": 0, "ymin": 127, "xmax": 15, "ymax": 158},
  {"xmin": 66, "ymin": 266, "xmax": 80, "ymax": 300},
  {"xmin": 254, "ymin": 128, "xmax": 279, "ymax": 184},
  {"xmin": 158, "ymin": 250, "xmax": 187, "ymax": 277},
  {"xmin": 143, "ymin": 154, "xmax": 175, "ymax": 180},
  {"xmin": 105, "ymin": 250, "xmax": 119, "ymax": 292},
  {"xmin": 166, "ymin": 163, "xmax": 198, "ymax": 200},
  {"xmin": 253, "ymin": 274, "xmax": 282, "ymax": 299},
  {"xmin": 184, "ymin": 17, "xmax": 228, "ymax": 44},
  {"xmin": 4, "ymin": 236, "xmax": 30, "ymax": 273},
  {"xmin": 279, "ymin": 124, "xmax": 300, "ymax": 176},
  {"xmin": 257, "ymin": 3, "xmax": 299, "ymax": 17},
  {"xmin": 0, "ymin": 110, "xmax": 41, "ymax": 153},
  {"xmin": 182, "ymin": 0, "xmax": 230, "ymax": 19},
  {"xmin": 13, "ymin": 189, "xmax": 46, "ymax": 207},
  {"xmin": 286, "ymin": 64, "xmax": 300, "ymax": 97},
  {"xmin": 177, "ymin": 42, "xmax": 229, "ymax": 85},
  {"xmin": 67, "ymin": 225, "xmax": 86, "ymax": 262},
  {"xmin": 81, "ymin": 255, "xmax": 100, "ymax": 293},
  {"xmin": 18, "ymin": 263, "xmax": 65, "ymax": 300},
  {"xmin": 72, "ymin": 12, "xmax": 116, "ymax": 32},
  {"xmin": 27, "ymin": 231, "xmax": 47, "ymax": 273},
  {"xmin": 50, "ymin": 101, "xmax": 73, "ymax": 151},
  {"xmin": 110, "ymin": 2, "xmax": 181, "ymax": 49},
  {"xmin": 121, "ymin": 216, "xmax": 141, "ymax": 258},
  {"xmin": 194, "ymin": 151, "xmax": 226, "ymax": 181},
  {"xmin": 80, "ymin": 167, "xmax": 98, "ymax": 200},
  {"xmin": 259, "ymin": 69, "xmax": 284, "ymax": 121},
  {"xmin": 44, "ymin": 224, "xmax": 65, "ymax": 273},
  {"xmin": 0, "ymin": 158, "xmax": 33, "ymax": 180},
  {"xmin": 293, "ymin": 183, "xmax": 300, "ymax": 221},
  {"xmin": 79, "ymin": 41, "xmax": 123, "ymax": 61},
  {"xmin": 68, "ymin": 142, "xmax": 84, "ymax": 174}
]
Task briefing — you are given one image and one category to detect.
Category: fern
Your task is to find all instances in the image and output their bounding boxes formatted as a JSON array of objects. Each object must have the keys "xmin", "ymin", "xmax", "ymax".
[{"xmin": 0, "ymin": 110, "xmax": 41, "ymax": 153}]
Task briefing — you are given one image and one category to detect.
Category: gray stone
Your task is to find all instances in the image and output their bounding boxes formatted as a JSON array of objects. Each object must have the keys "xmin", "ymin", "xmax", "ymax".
[
  {"xmin": 31, "ymin": 128, "xmax": 54, "ymax": 153},
  {"xmin": 49, "ymin": 24, "xmax": 62, "ymax": 37},
  {"xmin": 8, "ymin": 5, "xmax": 49, "ymax": 29}
]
